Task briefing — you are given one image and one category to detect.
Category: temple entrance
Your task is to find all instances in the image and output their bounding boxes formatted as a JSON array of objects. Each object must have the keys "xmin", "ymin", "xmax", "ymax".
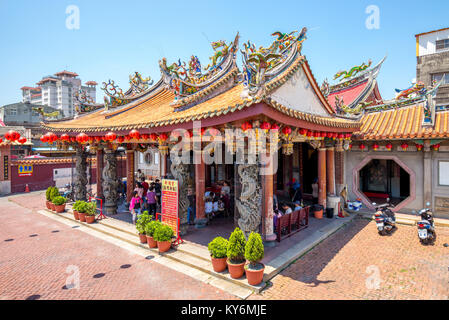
[
  {"xmin": 359, "ymin": 159, "xmax": 410, "ymax": 206},
  {"xmin": 301, "ymin": 143, "xmax": 318, "ymax": 198}
]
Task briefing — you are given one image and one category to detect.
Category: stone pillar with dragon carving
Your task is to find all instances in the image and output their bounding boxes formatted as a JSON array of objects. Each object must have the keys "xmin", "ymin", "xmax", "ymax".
[
  {"xmin": 74, "ymin": 146, "xmax": 88, "ymax": 201},
  {"xmin": 170, "ymin": 161, "xmax": 190, "ymax": 235},
  {"xmin": 235, "ymin": 163, "xmax": 262, "ymax": 239},
  {"xmin": 103, "ymin": 148, "xmax": 119, "ymax": 215}
]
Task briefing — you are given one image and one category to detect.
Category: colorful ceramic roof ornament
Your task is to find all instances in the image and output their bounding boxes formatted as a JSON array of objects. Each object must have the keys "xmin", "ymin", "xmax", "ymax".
[{"xmin": 334, "ymin": 60, "xmax": 372, "ymax": 82}]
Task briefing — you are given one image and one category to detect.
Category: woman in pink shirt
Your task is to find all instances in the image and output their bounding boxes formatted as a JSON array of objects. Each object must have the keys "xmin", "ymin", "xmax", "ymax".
[{"xmin": 129, "ymin": 191, "xmax": 142, "ymax": 224}]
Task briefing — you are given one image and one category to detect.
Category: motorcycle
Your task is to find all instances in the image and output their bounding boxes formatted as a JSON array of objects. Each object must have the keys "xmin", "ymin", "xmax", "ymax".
[
  {"xmin": 373, "ymin": 199, "xmax": 396, "ymax": 235},
  {"xmin": 417, "ymin": 203, "xmax": 436, "ymax": 245},
  {"xmin": 59, "ymin": 183, "xmax": 74, "ymax": 202}
]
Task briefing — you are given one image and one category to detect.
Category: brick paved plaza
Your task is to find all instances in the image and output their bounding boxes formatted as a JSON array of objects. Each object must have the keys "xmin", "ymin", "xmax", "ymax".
[
  {"xmin": 1, "ymin": 193, "xmax": 449, "ymax": 300},
  {"xmin": 250, "ymin": 217, "xmax": 449, "ymax": 300}
]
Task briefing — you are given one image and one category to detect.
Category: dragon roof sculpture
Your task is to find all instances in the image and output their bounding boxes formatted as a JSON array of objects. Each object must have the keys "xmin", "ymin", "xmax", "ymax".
[
  {"xmin": 241, "ymin": 28, "xmax": 307, "ymax": 97},
  {"xmin": 73, "ymin": 89, "xmax": 103, "ymax": 115},
  {"xmin": 101, "ymin": 72, "xmax": 154, "ymax": 109},
  {"xmin": 159, "ymin": 33, "xmax": 240, "ymax": 107}
]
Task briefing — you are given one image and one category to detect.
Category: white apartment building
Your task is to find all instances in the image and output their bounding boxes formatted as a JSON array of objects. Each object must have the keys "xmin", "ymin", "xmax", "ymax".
[{"xmin": 21, "ymin": 71, "xmax": 97, "ymax": 118}]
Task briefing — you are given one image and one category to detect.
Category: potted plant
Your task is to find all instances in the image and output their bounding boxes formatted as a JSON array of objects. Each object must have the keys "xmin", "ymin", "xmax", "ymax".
[
  {"xmin": 244, "ymin": 232, "xmax": 265, "ymax": 285},
  {"xmin": 77, "ymin": 201, "xmax": 87, "ymax": 222},
  {"xmin": 208, "ymin": 237, "xmax": 229, "ymax": 272},
  {"xmin": 52, "ymin": 196, "xmax": 67, "ymax": 213},
  {"xmin": 144, "ymin": 220, "xmax": 161, "ymax": 248},
  {"xmin": 45, "ymin": 187, "xmax": 53, "ymax": 209},
  {"xmin": 85, "ymin": 202, "xmax": 97, "ymax": 224},
  {"xmin": 153, "ymin": 224, "xmax": 174, "ymax": 253},
  {"xmin": 136, "ymin": 211, "xmax": 151, "ymax": 244},
  {"xmin": 226, "ymin": 227, "xmax": 247, "ymax": 279},
  {"xmin": 49, "ymin": 187, "xmax": 59, "ymax": 211},
  {"xmin": 72, "ymin": 200, "xmax": 83, "ymax": 220}
]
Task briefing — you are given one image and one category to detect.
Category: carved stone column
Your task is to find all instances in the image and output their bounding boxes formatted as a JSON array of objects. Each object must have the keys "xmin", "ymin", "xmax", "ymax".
[
  {"xmin": 126, "ymin": 149, "xmax": 135, "ymax": 203},
  {"xmin": 195, "ymin": 151, "xmax": 207, "ymax": 228},
  {"xmin": 236, "ymin": 163, "xmax": 262, "ymax": 239},
  {"xmin": 103, "ymin": 149, "xmax": 119, "ymax": 215},
  {"xmin": 318, "ymin": 145, "xmax": 327, "ymax": 208},
  {"xmin": 326, "ymin": 147, "xmax": 336, "ymax": 196},
  {"xmin": 96, "ymin": 148, "xmax": 104, "ymax": 200},
  {"xmin": 170, "ymin": 162, "xmax": 190, "ymax": 235},
  {"xmin": 74, "ymin": 146, "xmax": 88, "ymax": 201},
  {"xmin": 160, "ymin": 152, "xmax": 167, "ymax": 178},
  {"xmin": 261, "ymin": 152, "xmax": 276, "ymax": 246},
  {"xmin": 423, "ymin": 139, "xmax": 432, "ymax": 207},
  {"xmin": 335, "ymin": 140, "xmax": 345, "ymax": 195}
]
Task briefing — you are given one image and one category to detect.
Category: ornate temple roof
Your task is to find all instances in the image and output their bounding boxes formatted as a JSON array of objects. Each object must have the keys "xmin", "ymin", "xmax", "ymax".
[
  {"xmin": 43, "ymin": 29, "xmax": 361, "ymax": 134},
  {"xmin": 324, "ymin": 57, "xmax": 385, "ymax": 113},
  {"xmin": 353, "ymin": 79, "xmax": 448, "ymax": 140}
]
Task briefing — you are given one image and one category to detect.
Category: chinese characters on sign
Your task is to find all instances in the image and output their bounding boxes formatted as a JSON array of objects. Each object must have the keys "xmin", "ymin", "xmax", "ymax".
[
  {"xmin": 3, "ymin": 156, "xmax": 8, "ymax": 180},
  {"xmin": 161, "ymin": 179, "xmax": 179, "ymax": 238}
]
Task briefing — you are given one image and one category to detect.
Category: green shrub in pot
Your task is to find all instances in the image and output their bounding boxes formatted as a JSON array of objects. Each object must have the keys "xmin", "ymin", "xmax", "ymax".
[
  {"xmin": 76, "ymin": 201, "xmax": 88, "ymax": 213},
  {"xmin": 49, "ymin": 187, "xmax": 60, "ymax": 202},
  {"xmin": 85, "ymin": 202, "xmax": 97, "ymax": 216},
  {"xmin": 136, "ymin": 211, "xmax": 152, "ymax": 235},
  {"xmin": 144, "ymin": 220, "xmax": 161, "ymax": 237},
  {"xmin": 52, "ymin": 196, "xmax": 67, "ymax": 206},
  {"xmin": 45, "ymin": 187, "xmax": 53, "ymax": 201},
  {"xmin": 244, "ymin": 232, "xmax": 264, "ymax": 268},
  {"xmin": 208, "ymin": 237, "xmax": 228, "ymax": 259},
  {"xmin": 153, "ymin": 224, "xmax": 174, "ymax": 242},
  {"xmin": 226, "ymin": 227, "xmax": 246, "ymax": 264}
]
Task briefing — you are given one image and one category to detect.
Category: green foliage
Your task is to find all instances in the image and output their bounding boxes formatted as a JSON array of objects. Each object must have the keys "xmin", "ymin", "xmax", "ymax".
[
  {"xmin": 153, "ymin": 224, "xmax": 174, "ymax": 242},
  {"xmin": 49, "ymin": 187, "xmax": 60, "ymax": 201},
  {"xmin": 144, "ymin": 220, "xmax": 161, "ymax": 237},
  {"xmin": 72, "ymin": 200, "xmax": 84, "ymax": 212},
  {"xmin": 136, "ymin": 211, "xmax": 152, "ymax": 234},
  {"xmin": 45, "ymin": 187, "xmax": 53, "ymax": 201},
  {"xmin": 76, "ymin": 201, "xmax": 88, "ymax": 213},
  {"xmin": 52, "ymin": 196, "xmax": 66, "ymax": 206},
  {"xmin": 226, "ymin": 227, "xmax": 246, "ymax": 263},
  {"xmin": 244, "ymin": 232, "xmax": 264, "ymax": 265},
  {"xmin": 208, "ymin": 237, "xmax": 229, "ymax": 259},
  {"xmin": 85, "ymin": 202, "xmax": 97, "ymax": 216}
]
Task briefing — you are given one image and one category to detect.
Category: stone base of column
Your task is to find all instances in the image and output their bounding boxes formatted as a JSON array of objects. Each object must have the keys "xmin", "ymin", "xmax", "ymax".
[
  {"xmin": 104, "ymin": 204, "xmax": 117, "ymax": 215},
  {"xmin": 179, "ymin": 223, "xmax": 188, "ymax": 236},
  {"xmin": 194, "ymin": 218, "xmax": 208, "ymax": 229},
  {"xmin": 263, "ymin": 233, "xmax": 277, "ymax": 247}
]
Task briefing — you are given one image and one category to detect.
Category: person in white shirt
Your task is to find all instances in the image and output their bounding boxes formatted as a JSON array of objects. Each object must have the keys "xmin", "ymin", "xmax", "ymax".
[
  {"xmin": 205, "ymin": 197, "xmax": 213, "ymax": 220},
  {"xmin": 282, "ymin": 204, "xmax": 292, "ymax": 215}
]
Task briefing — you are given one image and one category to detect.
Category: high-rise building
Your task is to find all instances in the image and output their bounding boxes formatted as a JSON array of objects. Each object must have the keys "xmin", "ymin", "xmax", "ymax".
[
  {"xmin": 416, "ymin": 27, "xmax": 449, "ymax": 108},
  {"xmin": 21, "ymin": 71, "xmax": 97, "ymax": 118}
]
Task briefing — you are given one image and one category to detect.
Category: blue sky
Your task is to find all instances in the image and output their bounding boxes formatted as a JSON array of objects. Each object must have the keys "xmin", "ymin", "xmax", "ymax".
[{"xmin": 0, "ymin": 0, "xmax": 448, "ymax": 106}]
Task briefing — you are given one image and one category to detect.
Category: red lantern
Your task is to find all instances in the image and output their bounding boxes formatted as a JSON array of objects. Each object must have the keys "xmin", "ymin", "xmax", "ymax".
[
  {"xmin": 241, "ymin": 121, "xmax": 252, "ymax": 132},
  {"xmin": 150, "ymin": 133, "xmax": 158, "ymax": 141},
  {"xmin": 345, "ymin": 133, "xmax": 352, "ymax": 140},
  {"xmin": 129, "ymin": 129, "xmax": 140, "ymax": 140},
  {"xmin": 60, "ymin": 134, "xmax": 70, "ymax": 142},
  {"xmin": 76, "ymin": 133, "xmax": 88, "ymax": 144},
  {"xmin": 306, "ymin": 131, "xmax": 313, "ymax": 138},
  {"xmin": 0, "ymin": 138, "xmax": 3, "ymax": 144},
  {"xmin": 373, "ymin": 143, "xmax": 379, "ymax": 151},
  {"xmin": 386, "ymin": 142, "xmax": 392, "ymax": 151},
  {"xmin": 270, "ymin": 123, "xmax": 280, "ymax": 132},
  {"xmin": 401, "ymin": 142, "xmax": 409, "ymax": 151},
  {"xmin": 18, "ymin": 137, "xmax": 27, "ymax": 144},
  {"xmin": 348, "ymin": 143, "xmax": 353, "ymax": 150},
  {"xmin": 159, "ymin": 133, "xmax": 168, "ymax": 142},
  {"xmin": 45, "ymin": 132, "xmax": 57, "ymax": 144},
  {"xmin": 6, "ymin": 130, "xmax": 20, "ymax": 141},
  {"xmin": 125, "ymin": 135, "xmax": 132, "ymax": 141},
  {"xmin": 299, "ymin": 128, "xmax": 307, "ymax": 136},
  {"xmin": 338, "ymin": 133, "xmax": 345, "ymax": 140},
  {"xmin": 40, "ymin": 135, "xmax": 47, "ymax": 143},
  {"xmin": 208, "ymin": 128, "xmax": 220, "ymax": 136},
  {"xmin": 260, "ymin": 121, "xmax": 271, "ymax": 132},
  {"xmin": 117, "ymin": 136, "xmax": 125, "ymax": 143},
  {"xmin": 281, "ymin": 126, "xmax": 292, "ymax": 137},
  {"xmin": 95, "ymin": 136, "xmax": 103, "ymax": 142},
  {"xmin": 433, "ymin": 143, "xmax": 440, "ymax": 151},
  {"xmin": 359, "ymin": 144, "xmax": 366, "ymax": 150},
  {"xmin": 313, "ymin": 131, "xmax": 320, "ymax": 139},
  {"xmin": 70, "ymin": 137, "xmax": 77, "ymax": 143},
  {"xmin": 106, "ymin": 132, "xmax": 117, "ymax": 142},
  {"xmin": 141, "ymin": 134, "xmax": 150, "ymax": 140},
  {"xmin": 415, "ymin": 144, "xmax": 423, "ymax": 151}
]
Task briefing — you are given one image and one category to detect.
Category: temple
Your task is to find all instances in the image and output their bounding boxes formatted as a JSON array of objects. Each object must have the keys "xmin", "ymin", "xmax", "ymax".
[{"xmin": 42, "ymin": 27, "xmax": 449, "ymax": 246}]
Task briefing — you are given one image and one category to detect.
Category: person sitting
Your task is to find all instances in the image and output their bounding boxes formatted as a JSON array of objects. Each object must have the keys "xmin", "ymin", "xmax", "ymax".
[
  {"xmin": 212, "ymin": 193, "xmax": 219, "ymax": 217},
  {"xmin": 293, "ymin": 201, "xmax": 302, "ymax": 211},
  {"xmin": 205, "ymin": 196, "xmax": 213, "ymax": 222},
  {"xmin": 282, "ymin": 203, "xmax": 293, "ymax": 215}
]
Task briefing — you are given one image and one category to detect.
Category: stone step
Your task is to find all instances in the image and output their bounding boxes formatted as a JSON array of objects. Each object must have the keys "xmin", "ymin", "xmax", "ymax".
[{"xmin": 39, "ymin": 209, "xmax": 260, "ymax": 298}]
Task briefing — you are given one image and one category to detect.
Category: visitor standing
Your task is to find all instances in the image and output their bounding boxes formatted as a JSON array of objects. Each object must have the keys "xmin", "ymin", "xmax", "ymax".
[
  {"xmin": 146, "ymin": 186, "xmax": 158, "ymax": 216},
  {"xmin": 129, "ymin": 191, "xmax": 143, "ymax": 224}
]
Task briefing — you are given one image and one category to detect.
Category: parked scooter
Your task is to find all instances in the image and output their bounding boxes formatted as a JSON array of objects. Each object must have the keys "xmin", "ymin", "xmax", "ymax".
[
  {"xmin": 373, "ymin": 198, "xmax": 396, "ymax": 235},
  {"xmin": 417, "ymin": 202, "xmax": 436, "ymax": 245},
  {"xmin": 59, "ymin": 183, "xmax": 73, "ymax": 202}
]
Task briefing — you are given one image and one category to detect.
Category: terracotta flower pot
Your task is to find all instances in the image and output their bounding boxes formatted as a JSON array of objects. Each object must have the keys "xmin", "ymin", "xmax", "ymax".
[
  {"xmin": 55, "ymin": 204, "xmax": 66, "ymax": 213},
  {"xmin": 73, "ymin": 210, "xmax": 79, "ymax": 220},
  {"xmin": 78, "ymin": 212, "xmax": 87, "ymax": 222},
  {"xmin": 85, "ymin": 215, "xmax": 96, "ymax": 224},
  {"xmin": 314, "ymin": 209, "xmax": 323, "ymax": 219},
  {"xmin": 146, "ymin": 236, "xmax": 157, "ymax": 248},
  {"xmin": 46, "ymin": 201, "xmax": 52, "ymax": 210},
  {"xmin": 50, "ymin": 203, "xmax": 56, "ymax": 211},
  {"xmin": 157, "ymin": 240, "xmax": 171, "ymax": 253},
  {"xmin": 139, "ymin": 233, "xmax": 147, "ymax": 244},
  {"xmin": 227, "ymin": 260, "xmax": 246, "ymax": 279},
  {"xmin": 245, "ymin": 263, "xmax": 265, "ymax": 286},
  {"xmin": 211, "ymin": 257, "xmax": 227, "ymax": 273}
]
